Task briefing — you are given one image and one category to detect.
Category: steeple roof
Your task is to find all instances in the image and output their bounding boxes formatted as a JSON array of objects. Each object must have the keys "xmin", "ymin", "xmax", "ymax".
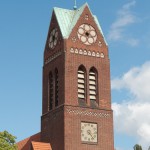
[{"xmin": 53, "ymin": 3, "xmax": 105, "ymax": 40}]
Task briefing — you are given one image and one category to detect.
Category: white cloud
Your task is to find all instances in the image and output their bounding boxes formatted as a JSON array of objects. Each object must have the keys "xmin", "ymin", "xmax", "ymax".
[
  {"xmin": 112, "ymin": 61, "xmax": 150, "ymax": 102},
  {"xmin": 112, "ymin": 61, "xmax": 150, "ymax": 149},
  {"xmin": 122, "ymin": 0, "xmax": 136, "ymax": 9},
  {"xmin": 107, "ymin": 0, "xmax": 139, "ymax": 46},
  {"xmin": 126, "ymin": 38, "xmax": 139, "ymax": 47},
  {"xmin": 138, "ymin": 123, "xmax": 150, "ymax": 143}
]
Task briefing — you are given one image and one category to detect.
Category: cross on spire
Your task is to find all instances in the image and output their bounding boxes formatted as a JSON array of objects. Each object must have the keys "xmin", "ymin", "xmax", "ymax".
[{"xmin": 73, "ymin": 0, "xmax": 77, "ymax": 10}]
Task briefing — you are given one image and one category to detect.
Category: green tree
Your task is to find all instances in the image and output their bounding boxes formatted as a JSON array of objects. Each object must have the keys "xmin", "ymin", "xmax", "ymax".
[
  {"xmin": 0, "ymin": 130, "xmax": 17, "ymax": 150},
  {"xmin": 133, "ymin": 144, "xmax": 142, "ymax": 150}
]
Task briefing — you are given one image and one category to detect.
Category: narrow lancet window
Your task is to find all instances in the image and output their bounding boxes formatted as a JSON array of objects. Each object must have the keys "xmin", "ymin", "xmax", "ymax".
[
  {"xmin": 49, "ymin": 72, "xmax": 53, "ymax": 110},
  {"xmin": 78, "ymin": 66, "xmax": 86, "ymax": 100},
  {"xmin": 55, "ymin": 69, "xmax": 59, "ymax": 107},
  {"xmin": 89, "ymin": 68, "xmax": 97, "ymax": 101}
]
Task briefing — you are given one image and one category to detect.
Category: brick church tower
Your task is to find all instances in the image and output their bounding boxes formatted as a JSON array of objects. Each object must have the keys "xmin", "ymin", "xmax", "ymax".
[{"xmin": 41, "ymin": 3, "xmax": 114, "ymax": 150}]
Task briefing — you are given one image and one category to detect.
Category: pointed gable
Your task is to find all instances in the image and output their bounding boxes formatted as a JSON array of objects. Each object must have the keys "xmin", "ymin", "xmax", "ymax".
[
  {"xmin": 68, "ymin": 3, "xmax": 87, "ymax": 36},
  {"xmin": 53, "ymin": 3, "xmax": 106, "ymax": 42}
]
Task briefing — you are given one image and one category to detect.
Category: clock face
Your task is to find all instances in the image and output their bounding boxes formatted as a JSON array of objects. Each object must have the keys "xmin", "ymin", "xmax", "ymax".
[
  {"xmin": 81, "ymin": 122, "xmax": 98, "ymax": 143},
  {"xmin": 49, "ymin": 28, "xmax": 58, "ymax": 49},
  {"xmin": 77, "ymin": 24, "xmax": 97, "ymax": 45}
]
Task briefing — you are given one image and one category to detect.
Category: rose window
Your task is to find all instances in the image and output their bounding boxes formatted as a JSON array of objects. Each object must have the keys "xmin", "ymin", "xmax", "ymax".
[{"xmin": 77, "ymin": 24, "xmax": 97, "ymax": 45}]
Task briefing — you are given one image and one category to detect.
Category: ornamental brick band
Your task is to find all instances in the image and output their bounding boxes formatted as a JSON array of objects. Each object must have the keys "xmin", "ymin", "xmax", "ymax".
[
  {"xmin": 70, "ymin": 47, "xmax": 105, "ymax": 58},
  {"xmin": 45, "ymin": 51, "xmax": 62, "ymax": 65},
  {"xmin": 66, "ymin": 108, "xmax": 111, "ymax": 118}
]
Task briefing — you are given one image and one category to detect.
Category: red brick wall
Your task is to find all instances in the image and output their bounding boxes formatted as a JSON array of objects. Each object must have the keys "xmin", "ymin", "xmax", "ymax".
[
  {"xmin": 42, "ymin": 11, "xmax": 65, "ymax": 114},
  {"xmin": 64, "ymin": 5, "xmax": 111, "ymax": 110},
  {"xmin": 41, "ymin": 5, "xmax": 114, "ymax": 150},
  {"xmin": 42, "ymin": 54, "xmax": 65, "ymax": 114},
  {"xmin": 41, "ymin": 106, "xmax": 64, "ymax": 150},
  {"xmin": 64, "ymin": 105, "xmax": 114, "ymax": 150}
]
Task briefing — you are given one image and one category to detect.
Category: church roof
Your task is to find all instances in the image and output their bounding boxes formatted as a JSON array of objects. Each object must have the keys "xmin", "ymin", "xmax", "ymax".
[
  {"xmin": 17, "ymin": 133, "xmax": 41, "ymax": 150},
  {"xmin": 53, "ymin": 3, "xmax": 105, "ymax": 40},
  {"xmin": 31, "ymin": 141, "xmax": 52, "ymax": 150}
]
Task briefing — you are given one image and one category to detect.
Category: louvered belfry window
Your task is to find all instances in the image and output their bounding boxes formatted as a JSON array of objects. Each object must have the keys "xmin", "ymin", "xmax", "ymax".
[
  {"xmin": 49, "ymin": 72, "xmax": 53, "ymax": 110},
  {"xmin": 78, "ymin": 67, "xmax": 86, "ymax": 100},
  {"xmin": 55, "ymin": 69, "xmax": 59, "ymax": 107},
  {"xmin": 89, "ymin": 68, "xmax": 97, "ymax": 101}
]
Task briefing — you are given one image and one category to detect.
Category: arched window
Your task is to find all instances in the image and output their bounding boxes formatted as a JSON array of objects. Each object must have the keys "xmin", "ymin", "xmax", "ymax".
[
  {"xmin": 55, "ymin": 69, "xmax": 59, "ymax": 107},
  {"xmin": 78, "ymin": 66, "xmax": 86, "ymax": 101},
  {"xmin": 48, "ymin": 72, "xmax": 53, "ymax": 110},
  {"xmin": 89, "ymin": 68, "xmax": 98, "ymax": 102}
]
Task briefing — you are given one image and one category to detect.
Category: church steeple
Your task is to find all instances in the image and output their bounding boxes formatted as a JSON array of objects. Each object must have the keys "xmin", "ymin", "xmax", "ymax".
[{"xmin": 41, "ymin": 3, "xmax": 114, "ymax": 150}]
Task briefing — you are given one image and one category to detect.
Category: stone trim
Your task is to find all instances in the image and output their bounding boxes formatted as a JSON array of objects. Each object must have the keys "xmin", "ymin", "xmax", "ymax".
[{"xmin": 70, "ymin": 48, "xmax": 105, "ymax": 58}]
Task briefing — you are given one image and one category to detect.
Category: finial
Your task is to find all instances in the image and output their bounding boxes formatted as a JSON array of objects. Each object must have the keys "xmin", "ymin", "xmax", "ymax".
[{"xmin": 73, "ymin": 0, "xmax": 77, "ymax": 10}]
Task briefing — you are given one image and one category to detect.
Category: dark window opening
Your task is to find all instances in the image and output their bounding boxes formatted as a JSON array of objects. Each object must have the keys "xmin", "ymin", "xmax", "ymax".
[
  {"xmin": 55, "ymin": 69, "xmax": 59, "ymax": 107},
  {"xmin": 49, "ymin": 72, "xmax": 53, "ymax": 110}
]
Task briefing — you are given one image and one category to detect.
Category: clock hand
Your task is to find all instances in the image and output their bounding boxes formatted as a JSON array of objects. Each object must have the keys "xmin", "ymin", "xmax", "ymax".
[
  {"xmin": 87, "ymin": 130, "xmax": 94, "ymax": 139},
  {"xmin": 87, "ymin": 130, "xmax": 91, "ymax": 134}
]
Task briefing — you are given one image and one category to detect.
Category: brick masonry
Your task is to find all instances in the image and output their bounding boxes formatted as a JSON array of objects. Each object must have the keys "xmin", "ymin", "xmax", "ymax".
[{"xmin": 41, "ymin": 4, "xmax": 114, "ymax": 150}]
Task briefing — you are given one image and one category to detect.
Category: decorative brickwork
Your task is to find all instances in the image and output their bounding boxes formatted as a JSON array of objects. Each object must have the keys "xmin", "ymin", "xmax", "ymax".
[
  {"xmin": 70, "ymin": 47, "xmax": 105, "ymax": 58},
  {"xmin": 45, "ymin": 51, "xmax": 62, "ymax": 65},
  {"xmin": 66, "ymin": 108, "xmax": 111, "ymax": 118}
]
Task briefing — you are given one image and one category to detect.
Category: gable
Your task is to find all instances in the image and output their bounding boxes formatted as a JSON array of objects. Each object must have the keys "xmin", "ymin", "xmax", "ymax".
[
  {"xmin": 54, "ymin": 3, "xmax": 106, "ymax": 43},
  {"xmin": 44, "ymin": 10, "xmax": 63, "ymax": 54}
]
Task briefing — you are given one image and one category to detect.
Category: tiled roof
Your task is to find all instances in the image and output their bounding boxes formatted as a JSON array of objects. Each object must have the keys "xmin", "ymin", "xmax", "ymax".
[
  {"xmin": 53, "ymin": 3, "xmax": 105, "ymax": 41},
  {"xmin": 31, "ymin": 142, "xmax": 52, "ymax": 150},
  {"xmin": 17, "ymin": 132, "xmax": 41, "ymax": 150}
]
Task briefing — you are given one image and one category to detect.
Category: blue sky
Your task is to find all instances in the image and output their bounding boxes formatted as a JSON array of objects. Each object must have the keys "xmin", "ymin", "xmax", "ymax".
[{"xmin": 0, "ymin": 0, "xmax": 150, "ymax": 150}]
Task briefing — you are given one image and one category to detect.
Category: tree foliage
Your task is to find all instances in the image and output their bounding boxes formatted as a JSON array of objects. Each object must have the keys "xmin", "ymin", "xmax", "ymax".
[
  {"xmin": 133, "ymin": 144, "xmax": 142, "ymax": 150},
  {"xmin": 0, "ymin": 130, "xmax": 17, "ymax": 150}
]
